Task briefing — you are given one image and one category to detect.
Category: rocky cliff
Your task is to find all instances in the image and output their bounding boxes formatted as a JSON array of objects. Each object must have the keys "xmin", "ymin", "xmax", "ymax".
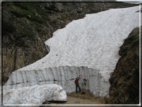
[
  {"xmin": 2, "ymin": 2, "xmax": 137, "ymax": 85},
  {"xmin": 105, "ymin": 27, "xmax": 140, "ymax": 104}
]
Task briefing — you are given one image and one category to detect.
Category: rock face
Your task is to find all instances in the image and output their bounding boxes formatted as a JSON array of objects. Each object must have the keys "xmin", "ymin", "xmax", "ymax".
[
  {"xmin": 3, "ymin": 6, "xmax": 140, "ymax": 98},
  {"xmin": 2, "ymin": 2, "xmax": 137, "ymax": 85},
  {"xmin": 1, "ymin": 84, "xmax": 67, "ymax": 105},
  {"xmin": 106, "ymin": 27, "xmax": 140, "ymax": 104}
]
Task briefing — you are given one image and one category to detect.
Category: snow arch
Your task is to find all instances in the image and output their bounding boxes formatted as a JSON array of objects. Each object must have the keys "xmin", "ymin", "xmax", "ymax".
[{"xmin": 4, "ymin": 66, "xmax": 110, "ymax": 97}]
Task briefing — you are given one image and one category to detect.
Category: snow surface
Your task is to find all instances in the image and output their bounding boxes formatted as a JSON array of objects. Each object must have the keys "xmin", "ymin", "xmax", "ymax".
[
  {"xmin": 3, "ymin": 6, "xmax": 140, "ymax": 99},
  {"xmin": 1, "ymin": 84, "xmax": 67, "ymax": 105},
  {"xmin": 18, "ymin": 6, "xmax": 139, "ymax": 71}
]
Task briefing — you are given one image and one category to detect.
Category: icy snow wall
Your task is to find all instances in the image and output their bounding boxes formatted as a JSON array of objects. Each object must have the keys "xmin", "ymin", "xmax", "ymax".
[
  {"xmin": 3, "ymin": 6, "xmax": 140, "ymax": 97},
  {"xmin": 1, "ymin": 84, "xmax": 67, "ymax": 105},
  {"xmin": 4, "ymin": 66, "xmax": 109, "ymax": 97}
]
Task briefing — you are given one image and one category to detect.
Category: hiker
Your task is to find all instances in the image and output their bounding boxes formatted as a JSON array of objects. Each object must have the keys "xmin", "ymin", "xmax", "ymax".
[
  {"xmin": 80, "ymin": 75, "xmax": 87, "ymax": 94},
  {"xmin": 75, "ymin": 77, "xmax": 81, "ymax": 93}
]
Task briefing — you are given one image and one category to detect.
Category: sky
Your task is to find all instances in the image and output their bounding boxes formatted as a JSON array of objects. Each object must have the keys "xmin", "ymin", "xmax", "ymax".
[
  {"xmin": 116, "ymin": 0, "xmax": 142, "ymax": 4},
  {"xmin": 0, "ymin": 0, "xmax": 142, "ymax": 4}
]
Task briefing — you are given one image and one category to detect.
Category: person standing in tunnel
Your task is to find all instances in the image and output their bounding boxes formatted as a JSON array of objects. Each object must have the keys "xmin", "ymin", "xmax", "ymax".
[
  {"xmin": 75, "ymin": 77, "xmax": 81, "ymax": 93},
  {"xmin": 80, "ymin": 75, "xmax": 87, "ymax": 94}
]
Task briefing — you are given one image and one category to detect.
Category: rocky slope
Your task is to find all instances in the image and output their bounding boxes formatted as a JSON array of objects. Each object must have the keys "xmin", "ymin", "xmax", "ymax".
[
  {"xmin": 2, "ymin": 2, "xmax": 137, "ymax": 85},
  {"xmin": 105, "ymin": 27, "xmax": 140, "ymax": 104}
]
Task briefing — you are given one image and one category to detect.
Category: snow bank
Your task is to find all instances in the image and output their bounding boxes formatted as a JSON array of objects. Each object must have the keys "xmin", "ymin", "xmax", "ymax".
[
  {"xmin": 3, "ymin": 6, "xmax": 140, "ymax": 98},
  {"xmin": 1, "ymin": 84, "xmax": 67, "ymax": 105}
]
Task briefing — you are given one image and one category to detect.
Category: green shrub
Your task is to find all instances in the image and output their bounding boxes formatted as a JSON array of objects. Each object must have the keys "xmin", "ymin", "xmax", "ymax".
[
  {"xmin": 10, "ymin": 10, "xmax": 43, "ymax": 24},
  {"xmin": 10, "ymin": 11, "xmax": 25, "ymax": 17},
  {"xmin": 2, "ymin": 20, "xmax": 16, "ymax": 35},
  {"xmin": 10, "ymin": 4, "xmax": 43, "ymax": 24},
  {"xmin": 27, "ymin": 16, "xmax": 43, "ymax": 24},
  {"xmin": 131, "ymin": 37, "xmax": 139, "ymax": 49},
  {"xmin": 14, "ymin": 3, "xmax": 31, "ymax": 10},
  {"xmin": 44, "ymin": 4, "xmax": 56, "ymax": 11}
]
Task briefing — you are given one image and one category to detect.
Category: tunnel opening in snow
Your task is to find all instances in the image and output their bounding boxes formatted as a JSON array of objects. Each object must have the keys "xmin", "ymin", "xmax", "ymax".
[
  {"xmin": 4, "ymin": 66, "xmax": 111, "ymax": 97},
  {"xmin": 48, "ymin": 101, "xmax": 67, "ymax": 103}
]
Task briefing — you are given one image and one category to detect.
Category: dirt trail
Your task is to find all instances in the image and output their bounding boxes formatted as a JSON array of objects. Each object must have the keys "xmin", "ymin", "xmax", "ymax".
[
  {"xmin": 66, "ymin": 92, "xmax": 105, "ymax": 104},
  {"xmin": 64, "ymin": 96, "xmax": 101, "ymax": 104},
  {"xmin": 47, "ymin": 92, "xmax": 106, "ymax": 104}
]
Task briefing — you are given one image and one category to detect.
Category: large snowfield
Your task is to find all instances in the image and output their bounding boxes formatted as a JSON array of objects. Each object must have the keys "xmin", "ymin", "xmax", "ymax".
[{"xmin": 2, "ymin": 5, "xmax": 140, "ymax": 105}]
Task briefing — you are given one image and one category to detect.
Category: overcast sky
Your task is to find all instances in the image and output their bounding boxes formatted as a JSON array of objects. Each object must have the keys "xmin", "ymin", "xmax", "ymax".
[{"xmin": 116, "ymin": 0, "xmax": 142, "ymax": 4}]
